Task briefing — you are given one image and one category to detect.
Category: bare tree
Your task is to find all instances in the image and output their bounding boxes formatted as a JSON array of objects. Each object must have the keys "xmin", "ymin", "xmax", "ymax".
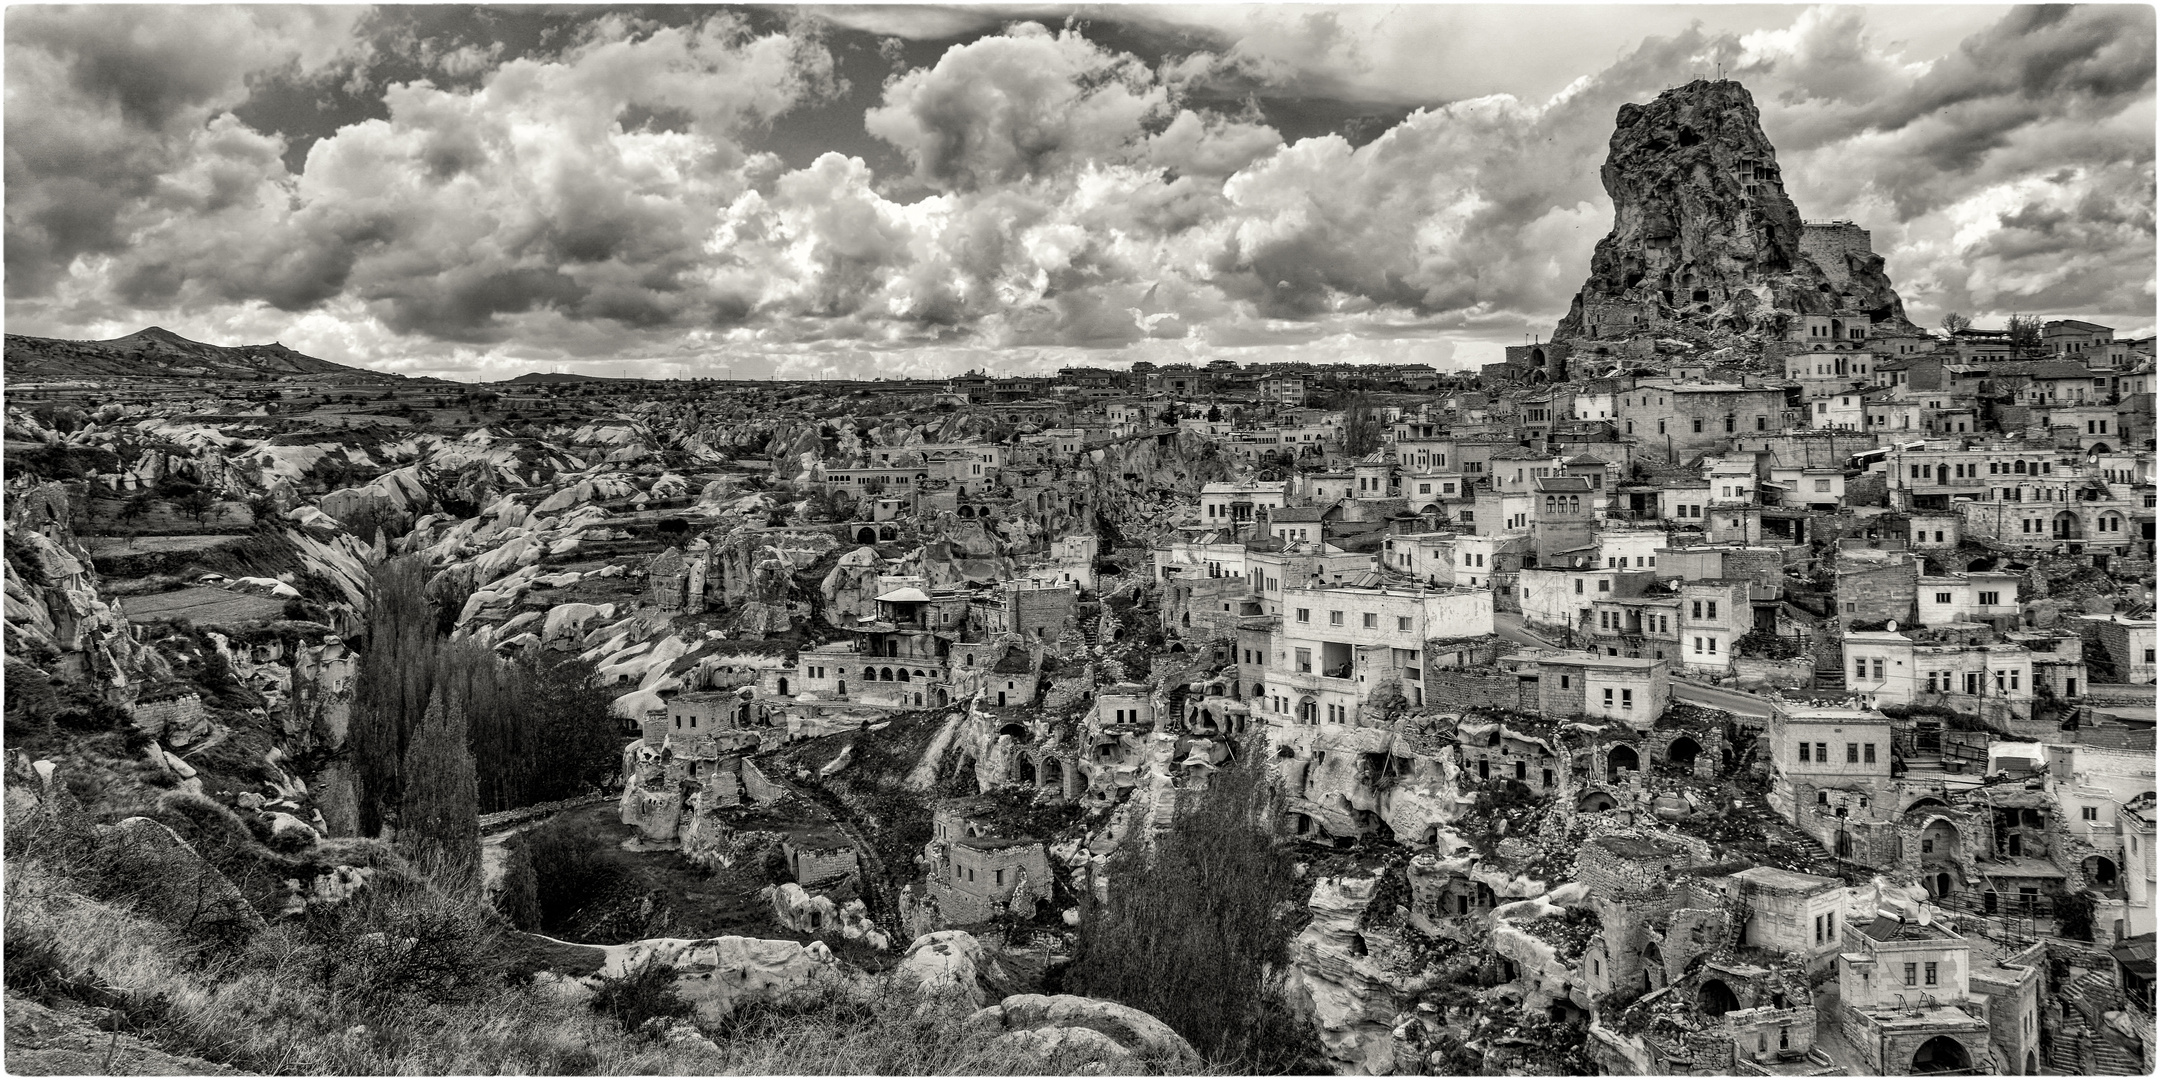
[{"xmin": 1939, "ymin": 312, "xmax": 1972, "ymax": 335}]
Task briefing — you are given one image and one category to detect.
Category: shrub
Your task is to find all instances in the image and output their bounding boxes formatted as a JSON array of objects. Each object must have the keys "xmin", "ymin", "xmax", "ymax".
[
  {"xmin": 495, "ymin": 842, "xmax": 542, "ymax": 931},
  {"xmin": 590, "ymin": 957, "xmax": 693, "ymax": 1035},
  {"xmin": 519, "ymin": 818, "xmax": 637, "ymax": 933}
]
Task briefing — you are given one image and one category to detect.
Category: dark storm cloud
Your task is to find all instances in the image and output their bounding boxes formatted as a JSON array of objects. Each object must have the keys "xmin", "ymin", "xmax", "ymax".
[
  {"xmin": 4, "ymin": 5, "xmax": 2151, "ymax": 378},
  {"xmin": 3, "ymin": 6, "xmax": 363, "ymax": 296}
]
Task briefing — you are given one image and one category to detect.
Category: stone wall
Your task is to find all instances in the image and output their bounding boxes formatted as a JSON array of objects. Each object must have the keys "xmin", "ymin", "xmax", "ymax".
[
  {"xmin": 1835, "ymin": 557, "xmax": 1918, "ymax": 625},
  {"xmin": 740, "ymin": 758, "xmax": 783, "ymax": 804},
  {"xmin": 784, "ymin": 840, "xmax": 860, "ymax": 890},
  {"xmin": 1422, "ymin": 665, "xmax": 1535, "ymax": 712}
]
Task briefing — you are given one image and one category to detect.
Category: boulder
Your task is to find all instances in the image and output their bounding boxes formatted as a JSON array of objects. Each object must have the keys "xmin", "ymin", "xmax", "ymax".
[
  {"xmin": 596, "ymin": 935, "xmax": 838, "ymax": 1022},
  {"xmin": 896, "ymin": 930, "xmax": 989, "ymax": 1006},
  {"xmin": 965, "ymin": 994, "xmax": 1201, "ymax": 1072},
  {"xmin": 98, "ymin": 817, "xmax": 266, "ymax": 942}
]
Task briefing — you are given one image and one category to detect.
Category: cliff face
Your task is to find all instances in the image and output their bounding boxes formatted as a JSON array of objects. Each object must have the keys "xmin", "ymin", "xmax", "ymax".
[{"xmin": 1553, "ymin": 79, "xmax": 1914, "ymax": 344}]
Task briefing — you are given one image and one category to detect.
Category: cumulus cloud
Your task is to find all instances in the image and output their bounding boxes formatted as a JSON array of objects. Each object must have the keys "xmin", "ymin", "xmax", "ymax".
[{"xmin": 4, "ymin": 5, "xmax": 2151, "ymax": 379}]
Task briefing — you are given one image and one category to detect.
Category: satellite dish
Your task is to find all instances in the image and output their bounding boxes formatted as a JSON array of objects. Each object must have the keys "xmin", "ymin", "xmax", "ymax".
[{"xmin": 1885, "ymin": 620, "xmax": 1899, "ymax": 633}]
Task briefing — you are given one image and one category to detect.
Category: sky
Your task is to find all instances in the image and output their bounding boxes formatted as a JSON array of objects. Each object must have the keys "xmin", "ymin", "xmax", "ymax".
[{"xmin": 5, "ymin": 3, "xmax": 2154, "ymax": 383}]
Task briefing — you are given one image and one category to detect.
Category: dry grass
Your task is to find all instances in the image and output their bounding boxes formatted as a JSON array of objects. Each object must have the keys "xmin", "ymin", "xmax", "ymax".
[{"xmin": 3, "ymin": 852, "xmax": 1203, "ymax": 1076}]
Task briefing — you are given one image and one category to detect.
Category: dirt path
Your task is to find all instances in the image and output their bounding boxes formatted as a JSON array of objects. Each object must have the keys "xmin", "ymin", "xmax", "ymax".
[
  {"xmin": 774, "ymin": 775, "xmax": 904, "ymax": 942},
  {"xmin": 4, "ymin": 993, "xmax": 242, "ymax": 1076}
]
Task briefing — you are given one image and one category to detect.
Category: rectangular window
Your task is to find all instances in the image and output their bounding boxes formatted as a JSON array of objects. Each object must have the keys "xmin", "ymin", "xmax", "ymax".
[
  {"xmin": 1816, "ymin": 742, "xmax": 1827, "ymax": 761},
  {"xmin": 1924, "ymin": 962, "xmax": 1938, "ymax": 986},
  {"xmin": 1296, "ymin": 649, "xmax": 1312, "ymax": 674},
  {"xmin": 1978, "ymin": 591, "xmax": 2000, "ymax": 605},
  {"xmin": 1864, "ymin": 743, "xmax": 1876, "ymax": 764},
  {"xmin": 1847, "ymin": 743, "xmax": 1859, "ymax": 764},
  {"xmin": 2083, "ymin": 806, "xmax": 2099, "ymax": 821},
  {"xmin": 1872, "ymin": 658, "xmax": 1884, "ymax": 681},
  {"xmin": 1798, "ymin": 742, "xmax": 1810, "ymax": 763},
  {"xmin": 1398, "ymin": 616, "xmax": 1412, "ymax": 632},
  {"xmin": 1296, "ymin": 608, "xmax": 1310, "ymax": 623},
  {"xmin": 1329, "ymin": 611, "xmax": 1343, "ymax": 626},
  {"xmin": 1603, "ymin": 688, "xmax": 1614, "ymax": 707},
  {"xmin": 1815, "ymin": 915, "xmax": 1823, "ymax": 944},
  {"xmin": 1622, "ymin": 689, "xmax": 1633, "ymax": 709},
  {"xmin": 1904, "ymin": 963, "xmax": 1918, "ymax": 987},
  {"xmin": 1363, "ymin": 613, "xmax": 1378, "ymax": 629}
]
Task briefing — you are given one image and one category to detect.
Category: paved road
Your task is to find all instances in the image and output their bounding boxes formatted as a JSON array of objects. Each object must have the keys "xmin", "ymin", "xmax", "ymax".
[
  {"xmin": 1671, "ymin": 680, "xmax": 1779, "ymax": 718},
  {"xmin": 1493, "ymin": 611, "xmax": 1560, "ymax": 650}
]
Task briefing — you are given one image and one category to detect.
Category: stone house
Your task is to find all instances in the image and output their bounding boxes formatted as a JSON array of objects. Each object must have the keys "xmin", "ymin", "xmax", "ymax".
[
  {"xmin": 1835, "ymin": 912, "xmax": 1994, "ymax": 1075},
  {"xmin": 922, "ymin": 796, "xmax": 1054, "ymax": 926}
]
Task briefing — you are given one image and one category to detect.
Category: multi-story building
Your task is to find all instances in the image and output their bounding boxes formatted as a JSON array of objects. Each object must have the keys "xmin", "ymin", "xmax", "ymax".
[
  {"xmin": 1263, "ymin": 584, "xmax": 1494, "ymax": 720},
  {"xmin": 1843, "ymin": 631, "xmax": 2036, "ymax": 724}
]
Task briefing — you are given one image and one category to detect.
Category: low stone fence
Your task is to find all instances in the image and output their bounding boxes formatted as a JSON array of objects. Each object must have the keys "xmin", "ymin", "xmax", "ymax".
[{"xmin": 478, "ymin": 792, "xmax": 613, "ymax": 833}]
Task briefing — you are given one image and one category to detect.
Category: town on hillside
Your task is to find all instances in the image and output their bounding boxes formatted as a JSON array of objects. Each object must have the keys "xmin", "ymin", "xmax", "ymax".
[{"xmin": 3, "ymin": 76, "xmax": 2154, "ymax": 1078}]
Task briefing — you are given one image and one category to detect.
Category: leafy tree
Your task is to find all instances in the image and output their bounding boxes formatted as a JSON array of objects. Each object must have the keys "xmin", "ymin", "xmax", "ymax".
[
  {"xmin": 2053, "ymin": 887, "xmax": 2097, "ymax": 942},
  {"xmin": 175, "ymin": 489, "xmax": 216, "ymax": 523},
  {"xmin": 351, "ymin": 556, "xmax": 441, "ymax": 836},
  {"xmin": 2007, "ymin": 314, "xmax": 2044, "ymax": 357},
  {"xmin": 117, "ymin": 493, "xmax": 155, "ymax": 523},
  {"xmin": 1343, "ymin": 393, "xmax": 1384, "ymax": 457},
  {"xmin": 1205, "ymin": 404, "xmax": 1223, "ymax": 423},
  {"xmin": 398, "ymin": 691, "xmax": 481, "ymax": 896},
  {"xmin": 1939, "ymin": 312, "xmax": 1972, "ymax": 335},
  {"xmin": 1066, "ymin": 741, "xmax": 1318, "ymax": 1071}
]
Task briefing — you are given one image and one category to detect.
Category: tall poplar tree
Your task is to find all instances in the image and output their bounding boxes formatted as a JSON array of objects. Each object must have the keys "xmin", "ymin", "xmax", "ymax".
[
  {"xmin": 400, "ymin": 690, "xmax": 482, "ymax": 896},
  {"xmin": 351, "ymin": 556, "xmax": 441, "ymax": 835},
  {"xmin": 1065, "ymin": 740, "xmax": 1316, "ymax": 1071}
]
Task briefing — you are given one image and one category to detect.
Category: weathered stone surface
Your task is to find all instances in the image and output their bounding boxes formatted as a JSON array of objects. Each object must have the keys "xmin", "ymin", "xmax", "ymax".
[
  {"xmin": 965, "ymin": 993, "xmax": 1202, "ymax": 1071},
  {"xmin": 1554, "ymin": 79, "xmax": 1915, "ymax": 344},
  {"xmin": 896, "ymin": 930, "xmax": 990, "ymax": 1006},
  {"xmin": 595, "ymin": 935, "xmax": 838, "ymax": 1023},
  {"xmin": 98, "ymin": 817, "xmax": 268, "ymax": 941}
]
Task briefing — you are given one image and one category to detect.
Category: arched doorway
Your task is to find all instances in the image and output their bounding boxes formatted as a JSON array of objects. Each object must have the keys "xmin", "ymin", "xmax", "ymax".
[
  {"xmin": 1932, "ymin": 871, "xmax": 1955, "ymax": 899},
  {"xmin": 1607, "ymin": 745, "xmax": 1640, "ymax": 781},
  {"xmin": 998, "ymin": 723, "xmax": 1031, "ymax": 745},
  {"xmin": 1697, "ymin": 979, "xmax": 1739, "ymax": 1017},
  {"xmin": 1042, "ymin": 757, "xmax": 1065, "ymax": 793},
  {"xmin": 2084, "ymin": 855, "xmax": 2121, "ymax": 893},
  {"xmin": 776, "ymin": 677, "xmax": 789, "ymax": 696},
  {"xmin": 1016, "ymin": 757, "xmax": 1038, "ymax": 786},
  {"xmin": 1666, "ymin": 735, "xmax": 1701, "ymax": 772},
  {"xmin": 2053, "ymin": 511, "xmax": 2082, "ymax": 540},
  {"xmin": 1911, "ymin": 1036, "xmax": 1971, "ymax": 1073},
  {"xmin": 879, "ymin": 526, "xmax": 896, "ymax": 541},
  {"xmin": 856, "ymin": 527, "xmax": 877, "ymax": 543},
  {"xmin": 1578, "ymin": 791, "xmax": 1617, "ymax": 813}
]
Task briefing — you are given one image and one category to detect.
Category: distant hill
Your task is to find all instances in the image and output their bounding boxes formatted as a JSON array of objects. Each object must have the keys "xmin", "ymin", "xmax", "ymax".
[
  {"xmin": 501, "ymin": 371, "xmax": 611, "ymax": 384},
  {"xmin": 4, "ymin": 326, "xmax": 397, "ymax": 382}
]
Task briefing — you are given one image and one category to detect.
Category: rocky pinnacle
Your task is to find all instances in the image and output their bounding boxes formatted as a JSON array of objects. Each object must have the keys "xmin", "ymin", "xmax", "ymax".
[{"xmin": 1554, "ymin": 79, "xmax": 1915, "ymax": 344}]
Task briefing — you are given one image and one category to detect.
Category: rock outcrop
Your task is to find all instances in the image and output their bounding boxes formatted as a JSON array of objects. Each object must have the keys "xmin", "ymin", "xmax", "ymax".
[
  {"xmin": 965, "ymin": 993, "xmax": 1203, "ymax": 1072},
  {"xmin": 594, "ymin": 935, "xmax": 839, "ymax": 1022},
  {"xmin": 1554, "ymin": 79, "xmax": 1916, "ymax": 345}
]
